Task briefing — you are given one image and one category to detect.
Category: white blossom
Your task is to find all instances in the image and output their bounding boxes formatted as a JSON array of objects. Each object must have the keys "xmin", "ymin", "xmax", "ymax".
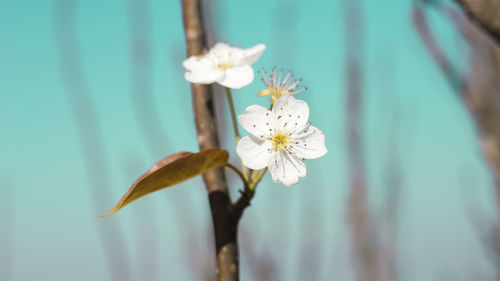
[
  {"xmin": 257, "ymin": 67, "xmax": 307, "ymax": 104},
  {"xmin": 236, "ymin": 96, "xmax": 327, "ymax": 187},
  {"xmin": 183, "ymin": 42, "xmax": 265, "ymax": 89}
]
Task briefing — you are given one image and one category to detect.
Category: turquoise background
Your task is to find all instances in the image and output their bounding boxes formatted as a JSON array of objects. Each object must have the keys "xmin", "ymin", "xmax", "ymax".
[{"xmin": 0, "ymin": 0, "xmax": 497, "ymax": 280}]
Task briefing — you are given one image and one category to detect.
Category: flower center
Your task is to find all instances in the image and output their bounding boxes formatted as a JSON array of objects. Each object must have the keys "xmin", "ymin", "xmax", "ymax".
[
  {"xmin": 269, "ymin": 87, "xmax": 288, "ymax": 97},
  {"xmin": 216, "ymin": 62, "xmax": 234, "ymax": 71},
  {"xmin": 269, "ymin": 87, "xmax": 289, "ymax": 105},
  {"xmin": 258, "ymin": 87, "xmax": 291, "ymax": 105},
  {"xmin": 270, "ymin": 132, "xmax": 290, "ymax": 152}
]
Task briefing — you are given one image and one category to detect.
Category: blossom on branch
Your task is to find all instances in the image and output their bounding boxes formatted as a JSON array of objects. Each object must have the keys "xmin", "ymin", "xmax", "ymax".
[
  {"xmin": 183, "ymin": 42, "xmax": 266, "ymax": 89},
  {"xmin": 236, "ymin": 96, "xmax": 327, "ymax": 187},
  {"xmin": 257, "ymin": 67, "xmax": 307, "ymax": 105}
]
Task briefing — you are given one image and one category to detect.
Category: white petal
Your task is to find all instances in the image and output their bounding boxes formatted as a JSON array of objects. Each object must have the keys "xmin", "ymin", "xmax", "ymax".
[
  {"xmin": 236, "ymin": 136, "xmax": 272, "ymax": 170},
  {"xmin": 268, "ymin": 152, "xmax": 284, "ymax": 184},
  {"xmin": 185, "ymin": 69, "xmax": 225, "ymax": 84},
  {"xmin": 271, "ymin": 96, "xmax": 309, "ymax": 132},
  {"xmin": 286, "ymin": 153, "xmax": 307, "ymax": 177},
  {"xmin": 182, "ymin": 56, "xmax": 213, "ymax": 72},
  {"xmin": 235, "ymin": 44, "xmax": 266, "ymax": 65},
  {"xmin": 293, "ymin": 126, "xmax": 328, "ymax": 159},
  {"xmin": 268, "ymin": 152, "xmax": 301, "ymax": 187},
  {"xmin": 238, "ymin": 104, "xmax": 272, "ymax": 139},
  {"xmin": 218, "ymin": 65, "xmax": 254, "ymax": 89},
  {"xmin": 211, "ymin": 42, "xmax": 234, "ymax": 54}
]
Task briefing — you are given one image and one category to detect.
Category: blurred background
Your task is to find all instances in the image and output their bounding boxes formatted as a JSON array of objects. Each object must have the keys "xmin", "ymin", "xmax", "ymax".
[{"xmin": 1, "ymin": 0, "xmax": 500, "ymax": 280}]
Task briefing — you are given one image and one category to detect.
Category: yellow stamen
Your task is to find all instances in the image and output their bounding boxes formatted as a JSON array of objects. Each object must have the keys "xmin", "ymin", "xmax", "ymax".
[
  {"xmin": 271, "ymin": 132, "xmax": 290, "ymax": 152},
  {"xmin": 258, "ymin": 87, "xmax": 290, "ymax": 106},
  {"xmin": 216, "ymin": 62, "xmax": 234, "ymax": 71}
]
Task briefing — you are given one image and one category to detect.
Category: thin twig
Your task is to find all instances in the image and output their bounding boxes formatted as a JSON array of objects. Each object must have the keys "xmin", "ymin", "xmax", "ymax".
[
  {"xmin": 224, "ymin": 87, "xmax": 249, "ymax": 178},
  {"xmin": 225, "ymin": 163, "xmax": 249, "ymax": 191},
  {"xmin": 249, "ymin": 168, "xmax": 267, "ymax": 190},
  {"xmin": 225, "ymin": 87, "xmax": 241, "ymax": 143}
]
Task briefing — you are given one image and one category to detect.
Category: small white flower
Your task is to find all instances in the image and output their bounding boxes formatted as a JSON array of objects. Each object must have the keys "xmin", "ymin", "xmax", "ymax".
[
  {"xmin": 183, "ymin": 42, "xmax": 266, "ymax": 89},
  {"xmin": 257, "ymin": 67, "xmax": 307, "ymax": 104},
  {"xmin": 236, "ymin": 96, "xmax": 327, "ymax": 187}
]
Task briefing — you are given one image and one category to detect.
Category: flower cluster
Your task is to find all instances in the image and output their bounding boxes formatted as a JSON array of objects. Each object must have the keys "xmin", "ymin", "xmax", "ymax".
[{"xmin": 183, "ymin": 42, "xmax": 327, "ymax": 187}]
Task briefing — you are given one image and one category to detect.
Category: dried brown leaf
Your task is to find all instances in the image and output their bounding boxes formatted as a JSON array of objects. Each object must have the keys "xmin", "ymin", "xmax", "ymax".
[{"xmin": 101, "ymin": 148, "xmax": 229, "ymax": 216}]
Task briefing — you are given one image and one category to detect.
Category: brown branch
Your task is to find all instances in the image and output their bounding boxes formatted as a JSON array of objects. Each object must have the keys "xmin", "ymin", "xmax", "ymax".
[
  {"xmin": 231, "ymin": 188, "xmax": 254, "ymax": 222},
  {"xmin": 181, "ymin": 1, "xmax": 256, "ymax": 280},
  {"xmin": 455, "ymin": 0, "xmax": 500, "ymax": 45},
  {"xmin": 460, "ymin": 18, "xmax": 500, "ymax": 271}
]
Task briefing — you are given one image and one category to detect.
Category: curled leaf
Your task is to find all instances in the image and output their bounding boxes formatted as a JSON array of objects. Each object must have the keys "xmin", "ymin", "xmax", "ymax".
[{"xmin": 101, "ymin": 148, "xmax": 229, "ymax": 217}]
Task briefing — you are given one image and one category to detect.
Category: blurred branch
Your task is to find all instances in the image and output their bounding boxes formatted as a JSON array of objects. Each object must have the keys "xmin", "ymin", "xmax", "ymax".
[
  {"xmin": 381, "ymin": 95, "xmax": 404, "ymax": 281},
  {"xmin": 415, "ymin": 0, "xmax": 500, "ymax": 274},
  {"xmin": 126, "ymin": 1, "xmax": 161, "ymax": 280},
  {"xmin": 413, "ymin": 2, "xmax": 465, "ymax": 94},
  {"xmin": 298, "ymin": 221, "xmax": 324, "ymax": 281},
  {"xmin": 184, "ymin": 221, "xmax": 216, "ymax": 281},
  {"xmin": 128, "ymin": 0, "xmax": 170, "ymax": 160},
  {"xmin": 461, "ymin": 21, "xmax": 500, "ymax": 273},
  {"xmin": 240, "ymin": 225, "xmax": 278, "ymax": 281},
  {"xmin": 342, "ymin": 0, "xmax": 381, "ymax": 280},
  {"xmin": 53, "ymin": 1, "xmax": 132, "ymax": 280},
  {"xmin": 454, "ymin": 0, "xmax": 500, "ymax": 45}
]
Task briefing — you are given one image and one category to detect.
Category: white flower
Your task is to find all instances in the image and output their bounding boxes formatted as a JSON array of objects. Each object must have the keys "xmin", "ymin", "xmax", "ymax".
[
  {"xmin": 236, "ymin": 96, "xmax": 327, "ymax": 187},
  {"xmin": 183, "ymin": 42, "xmax": 266, "ymax": 89},
  {"xmin": 257, "ymin": 67, "xmax": 307, "ymax": 104}
]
